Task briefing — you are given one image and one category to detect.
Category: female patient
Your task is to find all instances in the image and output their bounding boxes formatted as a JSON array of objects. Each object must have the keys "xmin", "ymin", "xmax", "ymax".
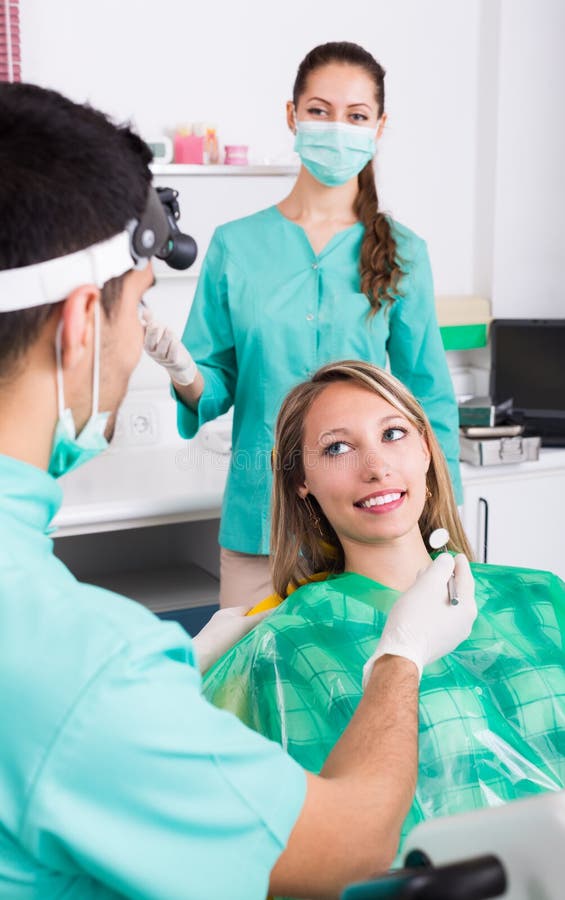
[{"xmin": 204, "ymin": 360, "xmax": 565, "ymax": 849}]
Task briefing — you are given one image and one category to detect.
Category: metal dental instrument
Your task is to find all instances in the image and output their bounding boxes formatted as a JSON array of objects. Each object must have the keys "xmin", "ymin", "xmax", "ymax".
[{"xmin": 428, "ymin": 528, "xmax": 459, "ymax": 605}]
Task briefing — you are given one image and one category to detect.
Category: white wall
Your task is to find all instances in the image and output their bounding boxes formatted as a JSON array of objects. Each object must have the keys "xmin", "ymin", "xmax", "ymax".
[
  {"xmin": 20, "ymin": 0, "xmax": 482, "ymax": 294},
  {"xmin": 491, "ymin": 0, "xmax": 565, "ymax": 318},
  {"xmin": 19, "ymin": 0, "xmax": 565, "ymax": 339}
]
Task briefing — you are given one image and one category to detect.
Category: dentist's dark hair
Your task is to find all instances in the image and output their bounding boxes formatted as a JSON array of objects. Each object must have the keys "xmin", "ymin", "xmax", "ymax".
[
  {"xmin": 292, "ymin": 41, "xmax": 405, "ymax": 314},
  {"xmin": 0, "ymin": 82, "xmax": 152, "ymax": 378}
]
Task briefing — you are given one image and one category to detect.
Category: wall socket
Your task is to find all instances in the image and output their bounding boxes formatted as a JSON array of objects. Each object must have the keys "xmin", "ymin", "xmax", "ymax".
[{"xmin": 113, "ymin": 402, "xmax": 159, "ymax": 447}]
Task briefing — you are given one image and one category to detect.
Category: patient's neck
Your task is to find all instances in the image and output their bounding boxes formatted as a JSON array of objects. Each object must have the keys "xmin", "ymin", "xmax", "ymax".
[{"xmin": 342, "ymin": 527, "xmax": 431, "ymax": 592}]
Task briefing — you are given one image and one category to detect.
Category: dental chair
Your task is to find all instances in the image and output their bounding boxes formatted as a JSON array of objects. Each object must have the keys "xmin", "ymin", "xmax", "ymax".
[
  {"xmin": 342, "ymin": 854, "xmax": 505, "ymax": 899},
  {"xmin": 342, "ymin": 789, "xmax": 565, "ymax": 899}
]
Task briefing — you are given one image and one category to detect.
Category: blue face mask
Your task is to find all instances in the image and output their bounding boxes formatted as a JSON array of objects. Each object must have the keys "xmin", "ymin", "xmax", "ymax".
[
  {"xmin": 294, "ymin": 120, "xmax": 377, "ymax": 187},
  {"xmin": 48, "ymin": 302, "xmax": 110, "ymax": 479}
]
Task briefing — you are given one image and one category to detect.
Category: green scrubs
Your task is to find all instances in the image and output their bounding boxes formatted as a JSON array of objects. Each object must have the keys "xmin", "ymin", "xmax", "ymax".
[
  {"xmin": 204, "ymin": 562, "xmax": 565, "ymax": 855},
  {"xmin": 177, "ymin": 207, "xmax": 462, "ymax": 555},
  {"xmin": 0, "ymin": 455, "xmax": 306, "ymax": 899}
]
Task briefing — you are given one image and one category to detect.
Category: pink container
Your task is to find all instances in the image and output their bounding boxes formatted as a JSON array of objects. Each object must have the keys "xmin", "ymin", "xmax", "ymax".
[
  {"xmin": 174, "ymin": 134, "xmax": 204, "ymax": 164},
  {"xmin": 224, "ymin": 145, "xmax": 248, "ymax": 166}
]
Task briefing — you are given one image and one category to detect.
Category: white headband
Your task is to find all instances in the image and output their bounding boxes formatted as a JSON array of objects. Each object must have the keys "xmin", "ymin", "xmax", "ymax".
[{"xmin": 0, "ymin": 230, "xmax": 135, "ymax": 313}]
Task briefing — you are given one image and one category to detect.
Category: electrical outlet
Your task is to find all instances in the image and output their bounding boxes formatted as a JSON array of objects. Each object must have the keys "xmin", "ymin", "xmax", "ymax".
[{"xmin": 114, "ymin": 403, "xmax": 159, "ymax": 447}]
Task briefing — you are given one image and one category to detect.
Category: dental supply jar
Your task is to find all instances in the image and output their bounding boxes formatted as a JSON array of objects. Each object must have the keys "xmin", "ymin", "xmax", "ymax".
[{"xmin": 224, "ymin": 145, "xmax": 248, "ymax": 165}]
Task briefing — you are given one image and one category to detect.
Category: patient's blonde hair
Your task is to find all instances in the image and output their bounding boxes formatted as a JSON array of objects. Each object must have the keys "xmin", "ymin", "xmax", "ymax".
[{"xmin": 271, "ymin": 360, "xmax": 472, "ymax": 598}]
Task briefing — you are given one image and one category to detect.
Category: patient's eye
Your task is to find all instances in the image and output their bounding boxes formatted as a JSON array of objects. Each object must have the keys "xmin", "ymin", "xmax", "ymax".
[
  {"xmin": 324, "ymin": 441, "xmax": 351, "ymax": 456},
  {"xmin": 382, "ymin": 426, "xmax": 407, "ymax": 442}
]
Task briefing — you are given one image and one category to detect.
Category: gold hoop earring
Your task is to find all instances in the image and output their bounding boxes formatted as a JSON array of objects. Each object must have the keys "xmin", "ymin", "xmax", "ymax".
[
  {"xmin": 303, "ymin": 495, "xmax": 324, "ymax": 537},
  {"xmin": 425, "ymin": 486, "xmax": 432, "ymax": 501}
]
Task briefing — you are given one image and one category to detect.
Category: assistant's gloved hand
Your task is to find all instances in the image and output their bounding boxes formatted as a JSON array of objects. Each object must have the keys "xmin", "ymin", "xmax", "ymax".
[
  {"xmin": 362, "ymin": 554, "xmax": 477, "ymax": 687},
  {"xmin": 142, "ymin": 308, "xmax": 198, "ymax": 386},
  {"xmin": 192, "ymin": 606, "xmax": 272, "ymax": 674}
]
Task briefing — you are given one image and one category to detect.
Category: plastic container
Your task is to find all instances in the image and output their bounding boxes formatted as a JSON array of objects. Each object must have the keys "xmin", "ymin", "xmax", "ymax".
[
  {"xmin": 223, "ymin": 145, "xmax": 248, "ymax": 166},
  {"xmin": 174, "ymin": 134, "xmax": 204, "ymax": 164},
  {"xmin": 204, "ymin": 127, "xmax": 220, "ymax": 164}
]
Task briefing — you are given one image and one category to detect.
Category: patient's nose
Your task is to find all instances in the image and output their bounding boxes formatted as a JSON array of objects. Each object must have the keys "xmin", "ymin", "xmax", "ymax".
[{"xmin": 360, "ymin": 445, "xmax": 392, "ymax": 481}]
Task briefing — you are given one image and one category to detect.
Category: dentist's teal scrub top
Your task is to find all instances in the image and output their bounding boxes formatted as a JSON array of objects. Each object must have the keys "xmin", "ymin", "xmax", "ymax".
[
  {"xmin": 0, "ymin": 455, "xmax": 306, "ymax": 900},
  {"xmin": 178, "ymin": 206, "xmax": 462, "ymax": 555}
]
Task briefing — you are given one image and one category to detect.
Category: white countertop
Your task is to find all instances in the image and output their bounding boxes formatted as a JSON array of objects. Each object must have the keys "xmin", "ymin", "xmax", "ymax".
[
  {"xmin": 52, "ymin": 383, "xmax": 565, "ymax": 537},
  {"xmin": 461, "ymin": 446, "xmax": 565, "ymax": 483},
  {"xmin": 53, "ymin": 439, "xmax": 229, "ymax": 536},
  {"xmin": 53, "ymin": 437, "xmax": 565, "ymax": 538}
]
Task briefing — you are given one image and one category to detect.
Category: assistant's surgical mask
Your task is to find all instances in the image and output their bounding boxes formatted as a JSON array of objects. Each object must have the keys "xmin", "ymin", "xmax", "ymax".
[
  {"xmin": 48, "ymin": 302, "xmax": 110, "ymax": 479},
  {"xmin": 294, "ymin": 120, "xmax": 377, "ymax": 187}
]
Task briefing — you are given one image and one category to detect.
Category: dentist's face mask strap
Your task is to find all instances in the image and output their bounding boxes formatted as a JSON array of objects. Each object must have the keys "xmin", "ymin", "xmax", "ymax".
[
  {"xmin": 294, "ymin": 119, "xmax": 377, "ymax": 187},
  {"xmin": 48, "ymin": 302, "xmax": 110, "ymax": 479}
]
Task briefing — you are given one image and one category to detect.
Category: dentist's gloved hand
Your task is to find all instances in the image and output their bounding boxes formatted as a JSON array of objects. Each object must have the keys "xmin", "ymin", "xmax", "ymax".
[
  {"xmin": 142, "ymin": 309, "xmax": 198, "ymax": 386},
  {"xmin": 192, "ymin": 606, "xmax": 272, "ymax": 674},
  {"xmin": 362, "ymin": 554, "xmax": 476, "ymax": 687}
]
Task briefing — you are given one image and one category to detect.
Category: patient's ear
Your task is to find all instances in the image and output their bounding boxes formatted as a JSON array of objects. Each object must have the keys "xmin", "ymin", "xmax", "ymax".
[
  {"xmin": 297, "ymin": 483, "xmax": 308, "ymax": 499},
  {"xmin": 420, "ymin": 432, "xmax": 431, "ymax": 470}
]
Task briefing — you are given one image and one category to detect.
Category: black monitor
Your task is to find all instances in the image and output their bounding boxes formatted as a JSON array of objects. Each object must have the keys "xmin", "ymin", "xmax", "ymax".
[{"xmin": 489, "ymin": 318, "xmax": 565, "ymax": 446}]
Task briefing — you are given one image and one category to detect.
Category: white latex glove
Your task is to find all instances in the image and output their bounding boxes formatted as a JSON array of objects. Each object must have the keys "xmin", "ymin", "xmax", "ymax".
[
  {"xmin": 362, "ymin": 554, "xmax": 477, "ymax": 687},
  {"xmin": 142, "ymin": 308, "xmax": 197, "ymax": 386},
  {"xmin": 192, "ymin": 606, "xmax": 272, "ymax": 674}
]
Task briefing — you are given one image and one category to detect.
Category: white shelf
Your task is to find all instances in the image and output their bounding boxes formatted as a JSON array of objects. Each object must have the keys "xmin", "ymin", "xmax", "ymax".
[{"xmin": 150, "ymin": 163, "xmax": 299, "ymax": 177}]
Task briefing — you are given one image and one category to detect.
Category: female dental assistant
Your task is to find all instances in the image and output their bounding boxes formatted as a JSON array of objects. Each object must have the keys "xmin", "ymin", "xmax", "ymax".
[{"xmin": 145, "ymin": 41, "xmax": 462, "ymax": 607}]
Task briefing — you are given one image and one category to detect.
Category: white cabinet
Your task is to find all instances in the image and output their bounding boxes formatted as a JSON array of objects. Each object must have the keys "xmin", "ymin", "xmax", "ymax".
[{"xmin": 461, "ymin": 449, "xmax": 565, "ymax": 579}]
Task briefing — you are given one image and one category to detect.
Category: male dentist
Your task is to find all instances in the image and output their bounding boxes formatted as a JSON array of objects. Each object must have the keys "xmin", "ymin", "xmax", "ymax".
[{"xmin": 0, "ymin": 82, "xmax": 476, "ymax": 900}]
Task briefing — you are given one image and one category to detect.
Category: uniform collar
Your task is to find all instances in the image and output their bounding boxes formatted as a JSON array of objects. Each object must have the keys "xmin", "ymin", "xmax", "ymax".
[{"xmin": 0, "ymin": 454, "xmax": 63, "ymax": 534}]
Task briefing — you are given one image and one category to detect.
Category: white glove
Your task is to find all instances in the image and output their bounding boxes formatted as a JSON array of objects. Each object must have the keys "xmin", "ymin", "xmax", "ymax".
[
  {"xmin": 192, "ymin": 606, "xmax": 272, "ymax": 674},
  {"xmin": 362, "ymin": 554, "xmax": 477, "ymax": 687},
  {"xmin": 142, "ymin": 308, "xmax": 198, "ymax": 386}
]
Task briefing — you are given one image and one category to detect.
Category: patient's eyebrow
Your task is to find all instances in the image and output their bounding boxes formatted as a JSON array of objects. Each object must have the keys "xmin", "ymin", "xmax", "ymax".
[
  {"xmin": 318, "ymin": 428, "xmax": 351, "ymax": 443},
  {"xmin": 317, "ymin": 415, "xmax": 408, "ymax": 445}
]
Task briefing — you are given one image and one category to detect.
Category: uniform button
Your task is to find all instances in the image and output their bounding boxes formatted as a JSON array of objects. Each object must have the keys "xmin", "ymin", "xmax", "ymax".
[
  {"xmin": 306, "ymin": 313, "xmax": 314, "ymax": 321},
  {"xmin": 312, "ymin": 262, "xmax": 319, "ymax": 270}
]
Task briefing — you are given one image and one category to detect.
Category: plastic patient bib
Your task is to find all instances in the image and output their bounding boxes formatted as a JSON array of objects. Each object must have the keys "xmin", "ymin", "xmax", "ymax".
[{"xmin": 204, "ymin": 562, "xmax": 565, "ymax": 856}]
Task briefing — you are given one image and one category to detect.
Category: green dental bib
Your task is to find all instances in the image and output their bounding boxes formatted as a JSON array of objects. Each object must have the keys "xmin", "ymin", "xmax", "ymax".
[{"xmin": 204, "ymin": 563, "xmax": 565, "ymax": 854}]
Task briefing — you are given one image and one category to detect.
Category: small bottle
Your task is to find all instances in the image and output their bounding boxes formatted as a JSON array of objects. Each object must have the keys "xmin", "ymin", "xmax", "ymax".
[{"xmin": 205, "ymin": 126, "xmax": 220, "ymax": 165}]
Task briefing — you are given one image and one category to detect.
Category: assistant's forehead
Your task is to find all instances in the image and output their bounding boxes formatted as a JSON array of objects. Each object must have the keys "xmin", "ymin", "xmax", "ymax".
[{"xmin": 299, "ymin": 62, "xmax": 379, "ymax": 108}]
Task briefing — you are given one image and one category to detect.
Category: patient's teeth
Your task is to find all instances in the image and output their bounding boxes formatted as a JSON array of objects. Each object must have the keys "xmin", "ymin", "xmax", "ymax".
[{"xmin": 360, "ymin": 492, "xmax": 402, "ymax": 509}]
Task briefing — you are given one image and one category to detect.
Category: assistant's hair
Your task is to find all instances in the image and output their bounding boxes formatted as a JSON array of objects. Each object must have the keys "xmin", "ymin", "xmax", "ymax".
[
  {"xmin": 0, "ymin": 82, "xmax": 153, "ymax": 377},
  {"xmin": 292, "ymin": 42, "xmax": 404, "ymax": 314},
  {"xmin": 271, "ymin": 360, "xmax": 472, "ymax": 598}
]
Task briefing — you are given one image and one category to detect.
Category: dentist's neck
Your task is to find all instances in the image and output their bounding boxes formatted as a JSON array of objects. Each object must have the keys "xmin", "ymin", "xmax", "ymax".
[{"xmin": 0, "ymin": 330, "xmax": 58, "ymax": 471}]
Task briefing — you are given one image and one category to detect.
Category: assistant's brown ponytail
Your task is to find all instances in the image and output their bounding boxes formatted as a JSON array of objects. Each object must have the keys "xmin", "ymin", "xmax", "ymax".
[{"xmin": 355, "ymin": 162, "xmax": 405, "ymax": 315}]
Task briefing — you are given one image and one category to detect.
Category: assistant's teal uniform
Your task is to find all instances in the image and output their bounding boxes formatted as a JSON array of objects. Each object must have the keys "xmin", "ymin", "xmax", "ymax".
[
  {"xmin": 0, "ymin": 454, "xmax": 306, "ymax": 899},
  {"xmin": 178, "ymin": 206, "xmax": 462, "ymax": 555}
]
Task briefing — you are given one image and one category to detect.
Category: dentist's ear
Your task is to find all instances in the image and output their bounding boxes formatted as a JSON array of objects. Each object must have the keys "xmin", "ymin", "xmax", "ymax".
[
  {"xmin": 60, "ymin": 287, "xmax": 100, "ymax": 371},
  {"xmin": 286, "ymin": 101, "xmax": 297, "ymax": 135}
]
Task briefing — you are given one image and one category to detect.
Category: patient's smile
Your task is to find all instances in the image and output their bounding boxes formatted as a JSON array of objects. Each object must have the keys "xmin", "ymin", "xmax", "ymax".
[{"xmin": 355, "ymin": 490, "xmax": 406, "ymax": 512}]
